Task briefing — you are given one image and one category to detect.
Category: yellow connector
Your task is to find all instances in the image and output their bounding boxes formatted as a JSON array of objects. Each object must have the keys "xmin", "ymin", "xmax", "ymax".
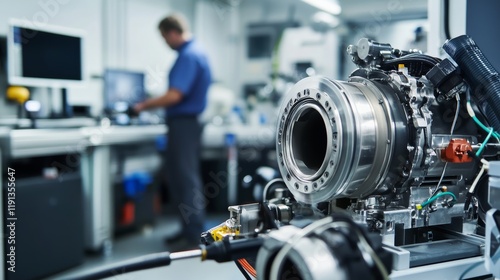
[
  {"xmin": 416, "ymin": 204, "xmax": 422, "ymax": 210},
  {"xmin": 398, "ymin": 64, "xmax": 408, "ymax": 75},
  {"xmin": 210, "ymin": 222, "xmax": 240, "ymax": 242}
]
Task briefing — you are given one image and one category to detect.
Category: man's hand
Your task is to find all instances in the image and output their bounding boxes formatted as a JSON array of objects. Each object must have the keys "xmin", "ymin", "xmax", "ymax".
[
  {"xmin": 134, "ymin": 102, "xmax": 145, "ymax": 113},
  {"xmin": 132, "ymin": 88, "xmax": 183, "ymax": 113}
]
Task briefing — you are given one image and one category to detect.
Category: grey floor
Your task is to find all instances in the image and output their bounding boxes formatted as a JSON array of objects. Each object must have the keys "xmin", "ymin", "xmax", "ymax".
[{"xmin": 47, "ymin": 215, "xmax": 245, "ymax": 280}]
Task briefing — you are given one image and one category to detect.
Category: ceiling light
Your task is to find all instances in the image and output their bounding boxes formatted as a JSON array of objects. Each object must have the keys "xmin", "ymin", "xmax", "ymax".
[{"xmin": 301, "ymin": 0, "xmax": 342, "ymax": 15}]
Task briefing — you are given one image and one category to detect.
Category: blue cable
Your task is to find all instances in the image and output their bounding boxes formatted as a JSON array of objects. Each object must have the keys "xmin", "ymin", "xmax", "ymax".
[{"xmin": 476, "ymin": 126, "xmax": 494, "ymax": 156}]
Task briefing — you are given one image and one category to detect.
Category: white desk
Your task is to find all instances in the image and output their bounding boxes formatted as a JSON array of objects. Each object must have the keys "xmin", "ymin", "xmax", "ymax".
[
  {"xmin": 0, "ymin": 123, "xmax": 275, "ymax": 256},
  {"xmin": 1, "ymin": 124, "xmax": 167, "ymax": 254}
]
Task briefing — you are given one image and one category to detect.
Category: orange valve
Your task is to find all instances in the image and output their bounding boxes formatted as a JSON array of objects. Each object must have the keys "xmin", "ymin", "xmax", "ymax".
[{"xmin": 441, "ymin": 139, "xmax": 473, "ymax": 163}]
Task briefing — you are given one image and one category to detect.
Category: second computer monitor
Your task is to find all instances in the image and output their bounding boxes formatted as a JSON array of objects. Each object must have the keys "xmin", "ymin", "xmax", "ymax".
[{"xmin": 104, "ymin": 69, "xmax": 145, "ymax": 113}]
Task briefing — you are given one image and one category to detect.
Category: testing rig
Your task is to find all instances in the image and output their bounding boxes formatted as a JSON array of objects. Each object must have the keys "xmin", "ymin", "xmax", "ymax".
[{"xmin": 70, "ymin": 35, "xmax": 500, "ymax": 280}]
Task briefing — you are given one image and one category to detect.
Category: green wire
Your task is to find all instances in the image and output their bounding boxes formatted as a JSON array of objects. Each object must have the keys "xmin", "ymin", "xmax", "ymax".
[
  {"xmin": 476, "ymin": 126, "xmax": 494, "ymax": 156},
  {"xmin": 420, "ymin": 192, "xmax": 457, "ymax": 208},
  {"xmin": 468, "ymin": 101, "xmax": 499, "ymax": 155},
  {"xmin": 468, "ymin": 101, "xmax": 500, "ymax": 140},
  {"xmin": 472, "ymin": 115, "xmax": 500, "ymax": 140}
]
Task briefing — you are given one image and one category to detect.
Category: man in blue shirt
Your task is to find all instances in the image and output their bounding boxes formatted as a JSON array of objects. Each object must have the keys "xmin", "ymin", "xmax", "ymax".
[{"xmin": 135, "ymin": 14, "xmax": 211, "ymax": 249}]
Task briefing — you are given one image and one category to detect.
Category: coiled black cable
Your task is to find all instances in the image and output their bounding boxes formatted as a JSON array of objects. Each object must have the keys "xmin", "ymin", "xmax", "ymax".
[{"xmin": 381, "ymin": 54, "xmax": 441, "ymax": 76}]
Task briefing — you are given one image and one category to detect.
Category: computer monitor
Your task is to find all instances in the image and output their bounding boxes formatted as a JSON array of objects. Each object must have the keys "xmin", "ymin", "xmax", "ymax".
[
  {"xmin": 103, "ymin": 69, "xmax": 146, "ymax": 114},
  {"xmin": 7, "ymin": 19, "xmax": 85, "ymax": 88}
]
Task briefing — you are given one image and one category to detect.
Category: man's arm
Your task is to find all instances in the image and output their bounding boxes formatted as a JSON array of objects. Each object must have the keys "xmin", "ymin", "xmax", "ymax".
[{"xmin": 134, "ymin": 88, "xmax": 183, "ymax": 112}]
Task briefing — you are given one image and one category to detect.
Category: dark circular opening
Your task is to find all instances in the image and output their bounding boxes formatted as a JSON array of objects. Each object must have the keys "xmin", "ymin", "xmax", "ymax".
[
  {"xmin": 291, "ymin": 107, "xmax": 328, "ymax": 176},
  {"xmin": 263, "ymin": 255, "xmax": 304, "ymax": 280},
  {"xmin": 280, "ymin": 258, "xmax": 303, "ymax": 279}
]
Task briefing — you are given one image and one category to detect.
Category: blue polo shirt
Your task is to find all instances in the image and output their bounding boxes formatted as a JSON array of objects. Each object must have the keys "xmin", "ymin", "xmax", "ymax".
[{"xmin": 167, "ymin": 39, "xmax": 212, "ymax": 118}]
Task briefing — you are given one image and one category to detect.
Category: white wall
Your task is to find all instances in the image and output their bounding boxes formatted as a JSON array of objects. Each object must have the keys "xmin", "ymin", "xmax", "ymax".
[
  {"xmin": 194, "ymin": 1, "xmax": 241, "ymax": 94},
  {"xmin": 427, "ymin": 0, "xmax": 466, "ymax": 57},
  {"xmin": 193, "ymin": 0, "xmax": 322, "ymax": 97},
  {"xmin": 124, "ymin": 0, "xmax": 195, "ymax": 95},
  {"xmin": 375, "ymin": 19, "xmax": 429, "ymax": 50}
]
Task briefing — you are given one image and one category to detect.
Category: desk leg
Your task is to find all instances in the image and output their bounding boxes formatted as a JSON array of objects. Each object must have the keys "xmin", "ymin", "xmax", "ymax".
[
  {"xmin": 227, "ymin": 144, "xmax": 238, "ymax": 205},
  {"xmin": 81, "ymin": 146, "xmax": 113, "ymax": 252}
]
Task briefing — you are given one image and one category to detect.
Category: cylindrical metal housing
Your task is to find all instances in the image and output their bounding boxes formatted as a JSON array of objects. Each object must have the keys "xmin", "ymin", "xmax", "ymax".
[{"xmin": 276, "ymin": 76, "xmax": 403, "ymax": 204}]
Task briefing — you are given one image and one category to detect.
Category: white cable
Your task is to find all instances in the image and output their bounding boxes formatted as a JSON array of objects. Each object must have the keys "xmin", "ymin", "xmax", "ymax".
[
  {"xmin": 262, "ymin": 178, "xmax": 284, "ymax": 202},
  {"xmin": 469, "ymin": 166, "xmax": 485, "ymax": 194},
  {"xmin": 466, "ymin": 102, "xmax": 475, "ymax": 117},
  {"xmin": 269, "ymin": 217, "xmax": 333, "ymax": 280},
  {"xmin": 450, "ymin": 93, "xmax": 460, "ymax": 136},
  {"xmin": 435, "ymin": 162, "xmax": 448, "ymax": 193},
  {"xmin": 469, "ymin": 159, "xmax": 489, "ymax": 194},
  {"xmin": 436, "ymin": 94, "xmax": 461, "ymax": 192}
]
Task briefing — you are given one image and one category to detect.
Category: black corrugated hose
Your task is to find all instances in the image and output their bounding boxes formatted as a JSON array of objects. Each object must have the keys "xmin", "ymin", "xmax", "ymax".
[{"xmin": 443, "ymin": 35, "xmax": 500, "ymax": 132}]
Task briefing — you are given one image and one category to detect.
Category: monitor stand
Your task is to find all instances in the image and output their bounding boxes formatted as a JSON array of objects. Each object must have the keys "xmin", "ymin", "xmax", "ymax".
[
  {"xmin": 47, "ymin": 87, "xmax": 72, "ymax": 119},
  {"xmin": 59, "ymin": 88, "xmax": 72, "ymax": 118},
  {"xmin": 62, "ymin": 88, "xmax": 68, "ymax": 118}
]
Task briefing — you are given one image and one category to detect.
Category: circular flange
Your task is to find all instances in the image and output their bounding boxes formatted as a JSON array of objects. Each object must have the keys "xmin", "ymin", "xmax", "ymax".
[{"xmin": 276, "ymin": 76, "xmax": 395, "ymax": 204}]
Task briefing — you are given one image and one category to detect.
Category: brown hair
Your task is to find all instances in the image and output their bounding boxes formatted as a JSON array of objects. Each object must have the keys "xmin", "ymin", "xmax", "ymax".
[{"xmin": 158, "ymin": 14, "xmax": 188, "ymax": 34}]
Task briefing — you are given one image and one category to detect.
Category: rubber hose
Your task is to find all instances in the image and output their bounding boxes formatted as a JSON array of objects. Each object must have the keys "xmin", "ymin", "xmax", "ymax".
[{"xmin": 443, "ymin": 35, "xmax": 500, "ymax": 131}]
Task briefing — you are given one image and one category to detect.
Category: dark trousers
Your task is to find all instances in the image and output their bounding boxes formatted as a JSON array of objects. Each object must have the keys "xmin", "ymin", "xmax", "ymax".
[{"xmin": 165, "ymin": 116, "xmax": 205, "ymax": 242}]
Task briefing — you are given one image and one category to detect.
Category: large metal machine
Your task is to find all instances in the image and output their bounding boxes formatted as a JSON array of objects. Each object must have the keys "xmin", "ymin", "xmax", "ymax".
[
  {"xmin": 208, "ymin": 34, "xmax": 500, "ymax": 279},
  {"xmin": 70, "ymin": 35, "xmax": 500, "ymax": 280}
]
